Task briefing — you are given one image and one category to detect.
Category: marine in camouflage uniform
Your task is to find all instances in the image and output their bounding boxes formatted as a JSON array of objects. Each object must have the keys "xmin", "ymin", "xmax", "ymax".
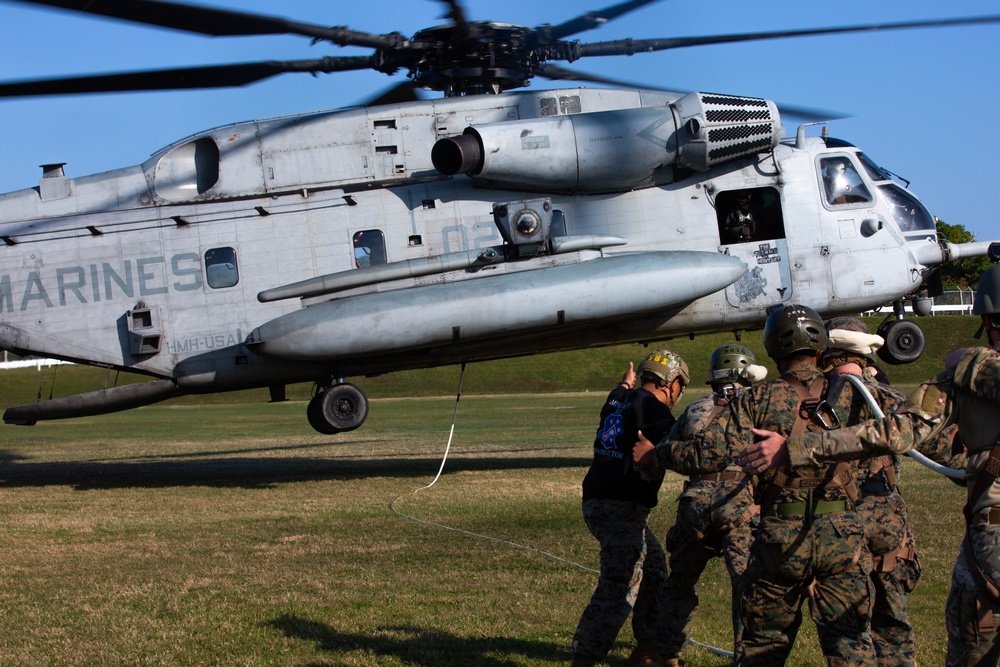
[
  {"xmin": 636, "ymin": 304, "xmax": 880, "ymax": 666},
  {"xmin": 822, "ymin": 316, "xmax": 924, "ymax": 667},
  {"xmin": 749, "ymin": 265, "xmax": 1000, "ymax": 666},
  {"xmin": 652, "ymin": 344, "xmax": 768, "ymax": 663},
  {"xmin": 572, "ymin": 350, "xmax": 689, "ymax": 667}
]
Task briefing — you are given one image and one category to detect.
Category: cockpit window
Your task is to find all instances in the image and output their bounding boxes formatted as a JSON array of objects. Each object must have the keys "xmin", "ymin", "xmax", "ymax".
[
  {"xmin": 819, "ymin": 156, "xmax": 872, "ymax": 207},
  {"xmin": 856, "ymin": 152, "xmax": 893, "ymax": 182},
  {"xmin": 879, "ymin": 183, "xmax": 936, "ymax": 234}
]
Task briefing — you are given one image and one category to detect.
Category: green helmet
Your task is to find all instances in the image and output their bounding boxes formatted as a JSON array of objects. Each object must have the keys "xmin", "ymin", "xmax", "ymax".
[
  {"xmin": 638, "ymin": 349, "xmax": 689, "ymax": 387},
  {"xmin": 973, "ymin": 264, "xmax": 1000, "ymax": 315},
  {"xmin": 763, "ymin": 304, "xmax": 828, "ymax": 361},
  {"xmin": 707, "ymin": 344, "xmax": 757, "ymax": 385}
]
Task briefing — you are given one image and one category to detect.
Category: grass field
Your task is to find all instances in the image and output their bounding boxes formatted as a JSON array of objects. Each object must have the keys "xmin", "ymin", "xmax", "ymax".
[{"xmin": 0, "ymin": 390, "xmax": 969, "ymax": 666}]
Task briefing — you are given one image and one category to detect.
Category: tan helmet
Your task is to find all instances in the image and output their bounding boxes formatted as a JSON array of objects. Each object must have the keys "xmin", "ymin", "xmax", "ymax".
[
  {"xmin": 763, "ymin": 304, "xmax": 828, "ymax": 361},
  {"xmin": 707, "ymin": 344, "xmax": 757, "ymax": 385},
  {"xmin": 638, "ymin": 349, "xmax": 689, "ymax": 387}
]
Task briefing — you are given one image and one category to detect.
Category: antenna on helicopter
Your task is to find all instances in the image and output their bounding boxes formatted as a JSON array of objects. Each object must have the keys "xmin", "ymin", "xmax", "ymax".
[{"xmin": 795, "ymin": 122, "xmax": 828, "ymax": 149}]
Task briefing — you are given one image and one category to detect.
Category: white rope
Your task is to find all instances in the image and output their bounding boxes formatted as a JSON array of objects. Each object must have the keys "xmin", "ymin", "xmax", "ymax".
[
  {"xmin": 421, "ymin": 361, "xmax": 465, "ymax": 492},
  {"xmin": 387, "ymin": 362, "xmax": 599, "ymax": 573},
  {"xmin": 838, "ymin": 374, "xmax": 965, "ymax": 479},
  {"xmin": 388, "ymin": 366, "xmax": 733, "ymax": 659}
]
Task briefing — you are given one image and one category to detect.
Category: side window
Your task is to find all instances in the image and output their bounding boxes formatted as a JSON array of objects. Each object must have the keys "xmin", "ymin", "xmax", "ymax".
[
  {"xmin": 715, "ymin": 186, "xmax": 785, "ymax": 245},
  {"xmin": 205, "ymin": 247, "xmax": 238, "ymax": 289},
  {"xmin": 550, "ymin": 210, "xmax": 567, "ymax": 237},
  {"xmin": 353, "ymin": 229, "xmax": 386, "ymax": 269},
  {"xmin": 820, "ymin": 156, "xmax": 872, "ymax": 206}
]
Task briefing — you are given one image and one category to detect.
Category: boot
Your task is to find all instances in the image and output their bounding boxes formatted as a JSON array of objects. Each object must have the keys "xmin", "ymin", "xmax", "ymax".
[
  {"xmin": 570, "ymin": 655, "xmax": 598, "ymax": 667},
  {"xmin": 626, "ymin": 641, "xmax": 667, "ymax": 667}
]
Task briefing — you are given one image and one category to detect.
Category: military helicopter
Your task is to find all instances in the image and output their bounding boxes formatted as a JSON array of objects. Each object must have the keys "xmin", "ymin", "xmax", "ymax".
[{"xmin": 0, "ymin": 0, "xmax": 997, "ymax": 434}]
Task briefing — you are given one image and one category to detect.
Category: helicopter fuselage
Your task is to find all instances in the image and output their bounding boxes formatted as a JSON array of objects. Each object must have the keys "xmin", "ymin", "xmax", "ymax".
[{"xmin": 0, "ymin": 86, "xmax": 966, "ymax": 426}]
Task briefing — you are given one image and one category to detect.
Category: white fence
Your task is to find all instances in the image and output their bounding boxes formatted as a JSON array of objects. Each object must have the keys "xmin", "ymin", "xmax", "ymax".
[
  {"xmin": 0, "ymin": 356, "xmax": 73, "ymax": 370},
  {"xmin": 863, "ymin": 289, "xmax": 977, "ymax": 316}
]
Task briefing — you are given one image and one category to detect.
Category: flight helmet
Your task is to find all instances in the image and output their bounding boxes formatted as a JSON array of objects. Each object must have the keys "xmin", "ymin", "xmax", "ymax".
[
  {"xmin": 707, "ymin": 344, "xmax": 757, "ymax": 385},
  {"xmin": 763, "ymin": 304, "xmax": 828, "ymax": 361},
  {"xmin": 638, "ymin": 349, "xmax": 689, "ymax": 387}
]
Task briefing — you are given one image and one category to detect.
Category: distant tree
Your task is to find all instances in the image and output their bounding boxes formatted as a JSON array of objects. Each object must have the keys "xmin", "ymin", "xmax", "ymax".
[{"xmin": 935, "ymin": 218, "xmax": 992, "ymax": 289}]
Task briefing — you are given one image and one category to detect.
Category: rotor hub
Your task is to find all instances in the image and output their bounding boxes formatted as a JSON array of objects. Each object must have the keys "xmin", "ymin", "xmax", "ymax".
[{"xmin": 398, "ymin": 23, "xmax": 564, "ymax": 95}]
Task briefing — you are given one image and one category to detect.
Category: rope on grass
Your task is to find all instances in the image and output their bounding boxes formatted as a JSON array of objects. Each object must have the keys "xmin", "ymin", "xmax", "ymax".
[
  {"xmin": 387, "ymin": 362, "xmax": 597, "ymax": 574},
  {"xmin": 387, "ymin": 364, "xmax": 733, "ymax": 659}
]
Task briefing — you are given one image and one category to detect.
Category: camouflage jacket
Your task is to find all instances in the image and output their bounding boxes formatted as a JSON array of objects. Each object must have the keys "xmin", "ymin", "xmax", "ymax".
[
  {"xmin": 651, "ymin": 388, "xmax": 744, "ymax": 476},
  {"xmin": 654, "ymin": 357, "xmax": 877, "ymax": 505},
  {"xmin": 788, "ymin": 347, "xmax": 1000, "ymax": 514},
  {"xmin": 826, "ymin": 372, "xmax": 907, "ymax": 488}
]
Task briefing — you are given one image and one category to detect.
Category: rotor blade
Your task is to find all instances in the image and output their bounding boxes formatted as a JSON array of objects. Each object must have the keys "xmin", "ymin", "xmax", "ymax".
[
  {"xmin": 577, "ymin": 14, "xmax": 1000, "ymax": 56},
  {"xmin": 0, "ymin": 57, "xmax": 376, "ymax": 98},
  {"xmin": 437, "ymin": 0, "xmax": 473, "ymax": 40},
  {"xmin": 545, "ymin": 0, "xmax": 663, "ymax": 40},
  {"xmin": 537, "ymin": 63, "xmax": 688, "ymax": 94},
  {"xmin": 771, "ymin": 102, "xmax": 850, "ymax": 124},
  {"xmin": 4, "ymin": 0, "xmax": 408, "ymax": 49},
  {"xmin": 538, "ymin": 64, "xmax": 845, "ymax": 122},
  {"xmin": 357, "ymin": 81, "xmax": 426, "ymax": 107}
]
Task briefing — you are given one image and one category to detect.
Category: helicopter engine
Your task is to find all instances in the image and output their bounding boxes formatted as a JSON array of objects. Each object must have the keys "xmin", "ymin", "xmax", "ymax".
[{"xmin": 431, "ymin": 92, "xmax": 781, "ymax": 193}]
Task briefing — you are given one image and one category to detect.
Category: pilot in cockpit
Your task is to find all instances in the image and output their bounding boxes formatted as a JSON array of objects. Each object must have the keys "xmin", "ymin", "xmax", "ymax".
[
  {"xmin": 822, "ymin": 157, "xmax": 871, "ymax": 206},
  {"xmin": 721, "ymin": 190, "xmax": 758, "ymax": 244}
]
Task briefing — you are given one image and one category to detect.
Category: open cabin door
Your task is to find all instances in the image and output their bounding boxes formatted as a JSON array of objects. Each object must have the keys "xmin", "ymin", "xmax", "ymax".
[{"xmin": 716, "ymin": 186, "xmax": 793, "ymax": 308}]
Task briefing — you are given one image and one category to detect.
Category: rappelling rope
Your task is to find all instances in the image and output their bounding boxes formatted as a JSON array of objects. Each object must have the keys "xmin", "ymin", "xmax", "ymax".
[
  {"xmin": 387, "ymin": 364, "xmax": 733, "ymax": 659},
  {"xmin": 387, "ymin": 362, "xmax": 598, "ymax": 573},
  {"xmin": 838, "ymin": 374, "xmax": 965, "ymax": 479}
]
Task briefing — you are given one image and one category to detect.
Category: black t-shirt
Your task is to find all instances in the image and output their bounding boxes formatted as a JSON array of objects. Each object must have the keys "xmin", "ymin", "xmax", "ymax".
[{"xmin": 581, "ymin": 386, "xmax": 676, "ymax": 507}]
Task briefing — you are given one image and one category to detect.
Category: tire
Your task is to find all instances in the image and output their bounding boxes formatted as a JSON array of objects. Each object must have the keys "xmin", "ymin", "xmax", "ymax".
[
  {"xmin": 313, "ymin": 384, "xmax": 369, "ymax": 433},
  {"xmin": 876, "ymin": 320, "xmax": 926, "ymax": 365},
  {"xmin": 307, "ymin": 391, "xmax": 340, "ymax": 434}
]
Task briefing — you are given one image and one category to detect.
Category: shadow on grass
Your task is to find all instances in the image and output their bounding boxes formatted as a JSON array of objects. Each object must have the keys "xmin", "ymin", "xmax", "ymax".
[
  {"xmin": 0, "ymin": 451, "xmax": 590, "ymax": 490},
  {"xmin": 268, "ymin": 614, "xmax": 570, "ymax": 666}
]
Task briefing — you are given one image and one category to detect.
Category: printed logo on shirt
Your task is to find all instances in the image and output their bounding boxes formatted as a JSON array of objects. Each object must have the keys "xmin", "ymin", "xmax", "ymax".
[{"xmin": 597, "ymin": 413, "xmax": 624, "ymax": 449}]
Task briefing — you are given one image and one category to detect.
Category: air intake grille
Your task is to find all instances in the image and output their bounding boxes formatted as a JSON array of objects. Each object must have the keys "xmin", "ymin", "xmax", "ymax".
[
  {"xmin": 706, "ymin": 109, "xmax": 773, "ymax": 123},
  {"xmin": 708, "ymin": 123, "xmax": 774, "ymax": 143},
  {"xmin": 709, "ymin": 138, "xmax": 775, "ymax": 162},
  {"xmin": 673, "ymin": 92, "xmax": 781, "ymax": 170}
]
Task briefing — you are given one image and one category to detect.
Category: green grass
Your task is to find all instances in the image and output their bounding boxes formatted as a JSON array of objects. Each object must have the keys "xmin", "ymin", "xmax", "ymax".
[
  {"xmin": 0, "ymin": 315, "xmax": 980, "ymax": 664},
  {"xmin": 0, "ymin": 394, "xmax": 968, "ymax": 666}
]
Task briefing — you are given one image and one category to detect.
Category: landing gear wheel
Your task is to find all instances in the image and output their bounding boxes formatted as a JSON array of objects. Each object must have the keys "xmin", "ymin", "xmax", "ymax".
[
  {"xmin": 307, "ymin": 392, "xmax": 339, "ymax": 434},
  {"xmin": 876, "ymin": 319, "xmax": 926, "ymax": 365},
  {"xmin": 306, "ymin": 383, "xmax": 369, "ymax": 434}
]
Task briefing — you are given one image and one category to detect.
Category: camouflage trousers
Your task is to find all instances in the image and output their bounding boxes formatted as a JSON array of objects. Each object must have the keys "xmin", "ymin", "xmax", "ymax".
[
  {"xmin": 857, "ymin": 493, "xmax": 922, "ymax": 667},
  {"xmin": 658, "ymin": 479, "xmax": 757, "ymax": 660},
  {"xmin": 946, "ymin": 522, "xmax": 1000, "ymax": 666},
  {"xmin": 572, "ymin": 498, "xmax": 667, "ymax": 661},
  {"xmin": 737, "ymin": 510, "xmax": 876, "ymax": 667}
]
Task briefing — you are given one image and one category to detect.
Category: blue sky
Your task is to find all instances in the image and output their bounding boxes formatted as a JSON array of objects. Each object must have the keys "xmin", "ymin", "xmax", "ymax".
[{"xmin": 1, "ymin": 0, "xmax": 998, "ymax": 243}]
